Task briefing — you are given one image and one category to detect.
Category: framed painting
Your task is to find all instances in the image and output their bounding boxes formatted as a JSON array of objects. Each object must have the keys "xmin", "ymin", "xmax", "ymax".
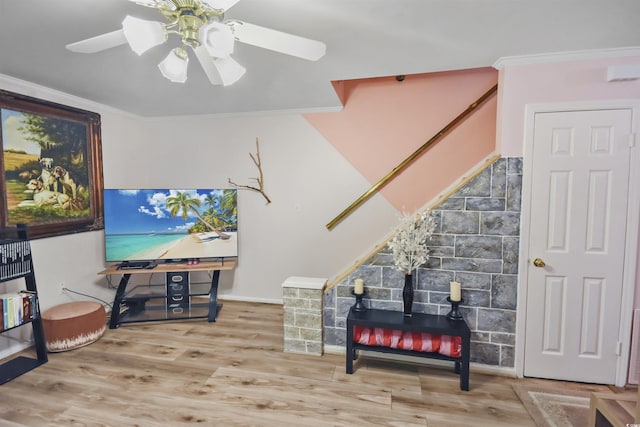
[{"xmin": 0, "ymin": 90, "xmax": 104, "ymax": 239}]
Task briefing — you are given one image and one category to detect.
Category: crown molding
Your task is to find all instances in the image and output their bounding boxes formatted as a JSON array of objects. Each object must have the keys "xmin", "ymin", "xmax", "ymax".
[
  {"xmin": 0, "ymin": 73, "xmax": 140, "ymax": 119},
  {"xmin": 493, "ymin": 47, "xmax": 640, "ymax": 70}
]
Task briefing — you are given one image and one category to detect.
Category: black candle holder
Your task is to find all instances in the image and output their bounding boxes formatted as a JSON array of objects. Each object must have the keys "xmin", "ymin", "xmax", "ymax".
[
  {"xmin": 352, "ymin": 290, "xmax": 367, "ymax": 312},
  {"xmin": 446, "ymin": 297, "xmax": 464, "ymax": 320}
]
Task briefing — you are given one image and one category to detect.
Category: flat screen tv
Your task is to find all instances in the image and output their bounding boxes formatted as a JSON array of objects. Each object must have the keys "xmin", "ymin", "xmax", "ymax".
[{"xmin": 103, "ymin": 188, "xmax": 237, "ymax": 264}]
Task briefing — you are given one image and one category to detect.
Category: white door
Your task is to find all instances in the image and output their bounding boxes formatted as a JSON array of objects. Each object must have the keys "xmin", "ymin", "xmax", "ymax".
[{"xmin": 524, "ymin": 108, "xmax": 633, "ymax": 384}]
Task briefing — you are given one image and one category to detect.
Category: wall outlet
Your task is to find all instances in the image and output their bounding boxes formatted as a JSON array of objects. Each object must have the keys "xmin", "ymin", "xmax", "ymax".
[{"xmin": 59, "ymin": 283, "xmax": 66, "ymax": 294}]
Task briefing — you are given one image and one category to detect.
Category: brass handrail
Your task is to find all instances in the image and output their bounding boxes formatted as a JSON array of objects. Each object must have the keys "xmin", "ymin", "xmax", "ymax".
[
  {"xmin": 326, "ymin": 83, "xmax": 498, "ymax": 230},
  {"xmin": 323, "ymin": 153, "xmax": 500, "ymax": 293}
]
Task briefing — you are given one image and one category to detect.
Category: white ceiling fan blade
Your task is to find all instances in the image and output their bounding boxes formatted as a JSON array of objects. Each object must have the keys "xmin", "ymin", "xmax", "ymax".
[
  {"xmin": 66, "ymin": 29, "xmax": 127, "ymax": 53},
  {"xmin": 194, "ymin": 45, "xmax": 224, "ymax": 85},
  {"xmin": 201, "ymin": 0, "xmax": 241, "ymax": 12},
  {"xmin": 229, "ymin": 21, "xmax": 326, "ymax": 61}
]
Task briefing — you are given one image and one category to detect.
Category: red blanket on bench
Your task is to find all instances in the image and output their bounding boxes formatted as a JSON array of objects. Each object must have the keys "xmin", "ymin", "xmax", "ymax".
[{"xmin": 354, "ymin": 326, "xmax": 462, "ymax": 358}]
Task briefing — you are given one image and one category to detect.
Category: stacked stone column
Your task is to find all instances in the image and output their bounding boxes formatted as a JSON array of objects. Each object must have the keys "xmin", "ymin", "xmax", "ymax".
[{"xmin": 282, "ymin": 276, "xmax": 326, "ymax": 356}]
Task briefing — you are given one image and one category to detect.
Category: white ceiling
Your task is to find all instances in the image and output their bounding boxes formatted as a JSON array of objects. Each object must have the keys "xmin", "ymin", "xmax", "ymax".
[{"xmin": 0, "ymin": 0, "xmax": 638, "ymax": 118}]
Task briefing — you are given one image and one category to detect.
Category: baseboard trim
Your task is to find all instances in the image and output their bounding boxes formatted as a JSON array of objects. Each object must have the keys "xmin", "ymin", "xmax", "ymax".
[
  {"xmin": 218, "ymin": 294, "xmax": 283, "ymax": 305},
  {"xmin": 0, "ymin": 340, "xmax": 33, "ymax": 361}
]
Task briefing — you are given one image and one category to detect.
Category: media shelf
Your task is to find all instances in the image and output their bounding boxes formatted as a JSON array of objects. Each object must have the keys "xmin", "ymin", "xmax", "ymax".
[
  {"xmin": 0, "ymin": 225, "xmax": 48, "ymax": 384},
  {"xmin": 117, "ymin": 284, "xmax": 212, "ymax": 324},
  {"xmin": 116, "ymin": 295, "xmax": 212, "ymax": 324},
  {"xmin": 98, "ymin": 259, "xmax": 236, "ymax": 328}
]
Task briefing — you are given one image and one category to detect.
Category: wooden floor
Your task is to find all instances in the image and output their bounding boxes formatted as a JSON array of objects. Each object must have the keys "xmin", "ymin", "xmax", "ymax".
[{"xmin": 0, "ymin": 300, "xmax": 563, "ymax": 426}]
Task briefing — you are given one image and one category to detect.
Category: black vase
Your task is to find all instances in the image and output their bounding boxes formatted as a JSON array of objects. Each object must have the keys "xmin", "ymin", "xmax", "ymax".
[{"xmin": 403, "ymin": 273, "xmax": 414, "ymax": 317}]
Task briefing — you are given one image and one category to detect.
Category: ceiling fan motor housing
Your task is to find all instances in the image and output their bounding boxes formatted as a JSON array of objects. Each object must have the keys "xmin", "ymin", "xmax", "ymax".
[
  {"xmin": 165, "ymin": 0, "xmax": 224, "ymax": 48},
  {"xmin": 178, "ymin": 12, "xmax": 206, "ymax": 47}
]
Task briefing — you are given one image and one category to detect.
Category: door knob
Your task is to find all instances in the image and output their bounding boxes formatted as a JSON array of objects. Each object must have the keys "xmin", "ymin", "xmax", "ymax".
[{"xmin": 533, "ymin": 258, "xmax": 546, "ymax": 268}]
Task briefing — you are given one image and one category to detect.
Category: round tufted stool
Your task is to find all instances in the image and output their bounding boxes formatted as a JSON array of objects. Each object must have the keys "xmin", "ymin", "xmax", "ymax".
[{"xmin": 41, "ymin": 301, "xmax": 106, "ymax": 352}]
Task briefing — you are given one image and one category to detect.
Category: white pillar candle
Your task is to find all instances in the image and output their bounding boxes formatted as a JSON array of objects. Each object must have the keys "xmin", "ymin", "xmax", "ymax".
[
  {"xmin": 450, "ymin": 281, "xmax": 461, "ymax": 302},
  {"xmin": 354, "ymin": 279, "xmax": 364, "ymax": 295}
]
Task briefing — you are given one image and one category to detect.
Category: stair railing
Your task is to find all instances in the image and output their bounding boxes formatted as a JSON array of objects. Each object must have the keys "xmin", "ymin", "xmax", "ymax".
[{"xmin": 326, "ymin": 83, "xmax": 498, "ymax": 230}]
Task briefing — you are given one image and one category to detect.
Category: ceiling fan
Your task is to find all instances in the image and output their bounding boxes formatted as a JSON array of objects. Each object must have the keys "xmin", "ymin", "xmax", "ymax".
[{"xmin": 65, "ymin": 0, "xmax": 326, "ymax": 86}]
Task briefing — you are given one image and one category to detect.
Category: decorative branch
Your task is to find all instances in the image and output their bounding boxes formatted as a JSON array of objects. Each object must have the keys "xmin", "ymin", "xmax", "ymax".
[{"xmin": 228, "ymin": 138, "xmax": 272, "ymax": 204}]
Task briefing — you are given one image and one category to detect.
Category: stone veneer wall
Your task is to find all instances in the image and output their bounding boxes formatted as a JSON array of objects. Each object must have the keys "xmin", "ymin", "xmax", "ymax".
[
  {"xmin": 323, "ymin": 157, "xmax": 523, "ymax": 367},
  {"xmin": 283, "ymin": 277, "xmax": 326, "ymax": 356}
]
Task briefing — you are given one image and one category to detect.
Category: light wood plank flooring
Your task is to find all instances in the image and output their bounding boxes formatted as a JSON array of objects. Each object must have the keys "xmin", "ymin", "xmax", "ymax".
[{"xmin": 0, "ymin": 300, "xmax": 562, "ymax": 426}]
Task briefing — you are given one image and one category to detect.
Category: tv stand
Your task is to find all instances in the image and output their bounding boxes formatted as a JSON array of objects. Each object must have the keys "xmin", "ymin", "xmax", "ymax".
[{"xmin": 99, "ymin": 259, "xmax": 236, "ymax": 328}]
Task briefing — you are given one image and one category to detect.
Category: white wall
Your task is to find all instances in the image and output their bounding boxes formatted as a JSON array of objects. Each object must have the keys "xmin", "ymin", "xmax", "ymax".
[
  {"xmin": 0, "ymin": 75, "xmax": 398, "ymax": 341},
  {"xmin": 0, "ymin": 76, "xmax": 138, "ymax": 357},
  {"xmin": 105, "ymin": 113, "xmax": 398, "ymax": 301}
]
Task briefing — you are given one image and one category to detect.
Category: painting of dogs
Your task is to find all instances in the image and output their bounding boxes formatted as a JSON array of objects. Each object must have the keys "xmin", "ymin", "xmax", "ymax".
[
  {"xmin": 22, "ymin": 179, "xmax": 70, "ymax": 208},
  {"xmin": 0, "ymin": 89, "xmax": 104, "ymax": 238},
  {"xmin": 38, "ymin": 157, "xmax": 56, "ymax": 191},
  {"xmin": 52, "ymin": 165, "xmax": 77, "ymax": 200}
]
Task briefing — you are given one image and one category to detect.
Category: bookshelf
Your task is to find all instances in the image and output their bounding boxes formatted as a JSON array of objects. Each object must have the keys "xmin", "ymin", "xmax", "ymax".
[{"xmin": 0, "ymin": 225, "xmax": 48, "ymax": 384}]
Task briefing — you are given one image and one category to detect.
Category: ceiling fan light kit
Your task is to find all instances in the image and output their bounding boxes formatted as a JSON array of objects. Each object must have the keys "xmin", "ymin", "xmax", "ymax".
[
  {"xmin": 158, "ymin": 48, "xmax": 190, "ymax": 82},
  {"xmin": 66, "ymin": 0, "xmax": 326, "ymax": 86},
  {"xmin": 201, "ymin": 21, "xmax": 235, "ymax": 58},
  {"xmin": 122, "ymin": 15, "xmax": 167, "ymax": 55},
  {"xmin": 212, "ymin": 56, "xmax": 246, "ymax": 85}
]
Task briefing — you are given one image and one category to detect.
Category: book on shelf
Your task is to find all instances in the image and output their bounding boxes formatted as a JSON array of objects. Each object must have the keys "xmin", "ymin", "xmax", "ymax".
[
  {"xmin": 0, "ymin": 239, "xmax": 32, "ymax": 281},
  {"xmin": 0, "ymin": 290, "xmax": 37, "ymax": 331}
]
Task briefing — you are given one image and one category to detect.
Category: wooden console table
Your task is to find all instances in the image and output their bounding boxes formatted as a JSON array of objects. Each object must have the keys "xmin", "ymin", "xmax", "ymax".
[
  {"xmin": 589, "ymin": 387, "xmax": 639, "ymax": 427},
  {"xmin": 346, "ymin": 308, "xmax": 471, "ymax": 391},
  {"xmin": 98, "ymin": 259, "xmax": 236, "ymax": 329}
]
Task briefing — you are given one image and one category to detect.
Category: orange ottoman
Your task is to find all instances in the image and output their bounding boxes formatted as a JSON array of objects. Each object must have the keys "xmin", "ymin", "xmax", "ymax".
[{"xmin": 41, "ymin": 301, "xmax": 106, "ymax": 352}]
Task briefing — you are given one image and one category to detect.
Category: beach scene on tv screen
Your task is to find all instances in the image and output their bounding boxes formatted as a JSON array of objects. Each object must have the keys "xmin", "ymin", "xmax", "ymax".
[{"xmin": 104, "ymin": 189, "xmax": 237, "ymax": 262}]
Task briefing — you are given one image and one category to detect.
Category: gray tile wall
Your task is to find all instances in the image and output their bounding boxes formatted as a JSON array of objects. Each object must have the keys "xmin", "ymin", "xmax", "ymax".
[{"xmin": 323, "ymin": 157, "xmax": 523, "ymax": 367}]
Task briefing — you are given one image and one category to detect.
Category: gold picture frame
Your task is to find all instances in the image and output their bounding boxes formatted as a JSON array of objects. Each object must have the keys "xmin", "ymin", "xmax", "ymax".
[{"xmin": 0, "ymin": 90, "xmax": 104, "ymax": 239}]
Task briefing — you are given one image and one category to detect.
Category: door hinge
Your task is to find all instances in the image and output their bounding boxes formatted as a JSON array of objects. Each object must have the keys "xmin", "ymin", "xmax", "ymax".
[{"xmin": 616, "ymin": 341, "xmax": 622, "ymax": 356}]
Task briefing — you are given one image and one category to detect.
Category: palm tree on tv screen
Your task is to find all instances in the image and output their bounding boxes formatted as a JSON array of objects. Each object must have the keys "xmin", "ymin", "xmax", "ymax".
[
  {"xmin": 204, "ymin": 190, "xmax": 237, "ymax": 231},
  {"xmin": 166, "ymin": 191, "xmax": 230, "ymax": 240}
]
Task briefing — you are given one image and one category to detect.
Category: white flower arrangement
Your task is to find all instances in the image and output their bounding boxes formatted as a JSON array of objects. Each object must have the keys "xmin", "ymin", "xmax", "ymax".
[{"xmin": 387, "ymin": 210, "xmax": 437, "ymax": 274}]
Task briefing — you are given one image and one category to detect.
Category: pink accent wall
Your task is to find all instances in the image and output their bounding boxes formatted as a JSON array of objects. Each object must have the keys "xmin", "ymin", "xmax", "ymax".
[
  {"xmin": 498, "ymin": 56, "xmax": 640, "ymax": 157},
  {"xmin": 496, "ymin": 54, "xmax": 640, "ymax": 309},
  {"xmin": 304, "ymin": 68, "xmax": 498, "ymax": 213}
]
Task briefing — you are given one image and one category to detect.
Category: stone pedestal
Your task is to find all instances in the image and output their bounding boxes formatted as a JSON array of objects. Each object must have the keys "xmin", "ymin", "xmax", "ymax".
[{"xmin": 282, "ymin": 276, "xmax": 326, "ymax": 356}]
